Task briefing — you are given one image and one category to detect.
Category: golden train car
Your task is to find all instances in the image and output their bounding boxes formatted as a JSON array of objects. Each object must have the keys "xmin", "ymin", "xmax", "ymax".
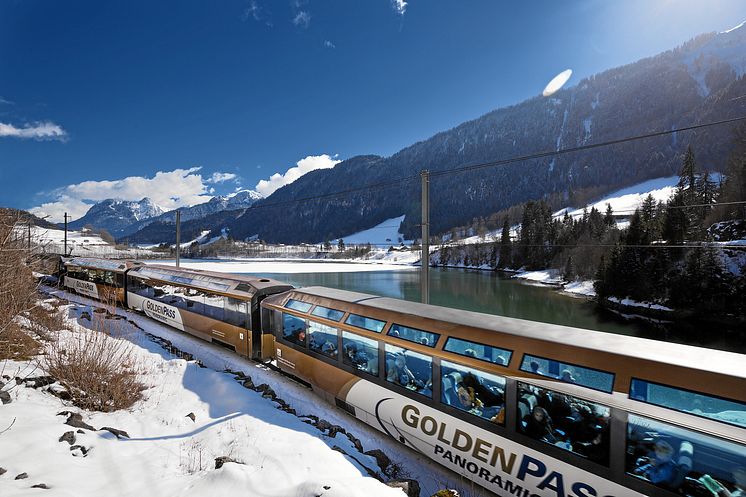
[
  {"xmin": 61, "ymin": 257, "xmax": 138, "ymax": 304},
  {"xmin": 261, "ymin": 286, "xmax": 746, "ymax": 497},
  {"xmin": 125, "ymin": 264, "xmax": 291, "ymax": 359}
]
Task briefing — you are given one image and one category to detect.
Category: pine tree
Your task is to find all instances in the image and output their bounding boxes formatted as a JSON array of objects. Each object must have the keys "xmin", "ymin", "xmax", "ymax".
[
  {"xmin": 337, "ymin": 238, "xmax": 345, "ymax": 252},
  {"xmin": 604, "ymin": 203, "xmax": 614, "ymax": 227},
  {"xmin": 498, "ymin": 217, "xmax": 512, "ymax": 269},
  {"xmin": 563, "ymin": 255, "xmax": 575, "ymax": 281}
]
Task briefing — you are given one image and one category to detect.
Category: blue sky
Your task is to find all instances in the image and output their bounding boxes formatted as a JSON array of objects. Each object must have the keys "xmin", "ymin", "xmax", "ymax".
[{"xmin": 2, "ymin": 0, "xmax": 746, "ymax": 222}]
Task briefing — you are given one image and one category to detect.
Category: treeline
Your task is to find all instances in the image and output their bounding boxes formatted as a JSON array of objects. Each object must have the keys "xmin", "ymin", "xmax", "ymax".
[{"xmin": 435, "ymin": 140, "xmax": 746, "ymax": 317}]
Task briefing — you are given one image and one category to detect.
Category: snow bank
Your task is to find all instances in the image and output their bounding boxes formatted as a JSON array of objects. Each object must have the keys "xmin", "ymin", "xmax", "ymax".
[
  {"xmin": 607, "ymin": 296, "xmax": 673, "ymax": 312},
  {"xmin": 562, "ymin": 280, "xmax": 596, "ymax": 297},
  {"xmin": 511, "ymin": 269, "xmax": 563, "ymax": 285}
]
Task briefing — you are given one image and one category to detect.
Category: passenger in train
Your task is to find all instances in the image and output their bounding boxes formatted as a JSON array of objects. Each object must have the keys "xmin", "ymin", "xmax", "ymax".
[
  {"xmin": 529, "ymin": 361, "xmax": 543, "ymax": 375},
  {"xmin": 321, "ymin": 340, "xmax": 338, "ymax": 357},
  {"xmin": 455, "ymin": 373, "xmax": 504, "ymax": 422},
  {"xmin": 524, "ymin": 406, "xmax": 557, "ymax": 443},
  {"xmin": 344, "ymin": 343, "xmax": 369, "ymax": 369},
  {"xmin": 387, "ymin": 353, "xmax": 423, "ymax": 390},
  {"xmin": 633, "ymin": 440, "xmax": 678, "ymax": 486},
  {"xmin": 464, "ymin": 348, "xmax": 477, "ymax": 358},
  {"xmin": 560, "ymin": 369, "xmax": 577, "ymax": 383}
]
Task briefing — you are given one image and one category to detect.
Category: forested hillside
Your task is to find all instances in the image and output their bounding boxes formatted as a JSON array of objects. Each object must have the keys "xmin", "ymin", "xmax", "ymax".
[{"xmin": 225, "ymin": 27, "xmax": 746, "ymax": 244}]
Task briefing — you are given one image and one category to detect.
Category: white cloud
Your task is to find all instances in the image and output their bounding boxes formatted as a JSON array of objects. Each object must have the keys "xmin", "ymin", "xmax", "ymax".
[
  {"xmin": 292, "ymin": 10, "xmax": 310, "ymax": 28},
  {"xmin": 207, "ymin": 172, "xmax": 238, "ymax": 184},
  {"xmin": 323, "ymin": 40, "xmax": 336, "ymax": 49},
  {"xmin": 0, "ymin": 121, "xmax": 67, "ymax": 141},
  {"xmin": 255, "ymin": 154, "xmax": 341, "ymax": 197},
  {"xmin": 392, "ymin": 0, "xmax": 407, "ymax": 15},
  {"xmin": 30, "ymin": 167, "xmax": 222, "ymax": 223},
  {"xmin": 0, "ymin": 97, "xmax": 13, "ymax": 105}
]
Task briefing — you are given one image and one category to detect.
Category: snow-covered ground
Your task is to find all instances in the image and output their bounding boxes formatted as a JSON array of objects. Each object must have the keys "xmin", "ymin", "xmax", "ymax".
[
  {"xmin": 561, "ymin": 280, "xmax": 596, "ymax": 297},
  {"xmin": 24, "ymin": 226, "xmax": 157, "ymax": 258},
  {"xmin": 606, "ymin": 296, "xmax": 674, "ymax": 312},
  {"xmin": 511, "ymin": 269, "xmax": 563, "ymax": 286},
  {"xmin": 155, "ymin": 258, "xmax": 419, "ymax": 274},
  {"xmin": 1, "ymin": 289, "xmax": 484, "ymax": 497},
  {"xmin": 336, "ymin": 216, "xmax": 413, "ymax": 246}
]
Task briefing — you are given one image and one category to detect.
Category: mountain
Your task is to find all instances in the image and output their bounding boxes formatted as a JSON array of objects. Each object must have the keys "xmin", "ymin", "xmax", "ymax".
[
  {"xmin": 222, "ymin": 25, "xmax": 746, "ymax": 244},
  {"xmin": 118, "ymin": 190, "xmax": 263, "ymax": 241},
  {"xmin": 121, "ymin": 208, "xmax": 248, "ymax": 245},
  {"xmin": 67, "ymin": 198, "xmax": 165, "ymax": 235}
]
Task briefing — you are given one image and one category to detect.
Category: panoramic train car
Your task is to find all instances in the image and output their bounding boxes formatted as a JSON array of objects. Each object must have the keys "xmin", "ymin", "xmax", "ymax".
[
  {"xmin": 261, "ymin": 286, "xmax": 746, "ymax": 497},
  {"xmin": 61, "ymin": 257, "xmax": 140, "ymax": 304},
  {"xmin": 125, "ymin": 264, "xmax": 291, "ymax": 359}
]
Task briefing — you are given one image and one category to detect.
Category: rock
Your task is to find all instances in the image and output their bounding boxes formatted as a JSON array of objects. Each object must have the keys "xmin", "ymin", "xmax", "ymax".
[
  {"xmin": 23, "ymin": 376, "xmax": 56, "ymax": 388},
  {"xmin": 364, "ymin": 449, "xmax": 391, "ymax": 473},
  {"xmin": 100, "ymin": 427, "xmax": 129, "ymax": 439},
  {"xmin": 15, "ymin": 473, "xmax": 28, "ymax": 480},
  {"xmin": 59, "ymin": 431, "xmax": 76, "ymax": 445},
  {"xmin": 185, "ymin": 412, "xmax": 196, "ymax": 422},
  {"xmin": 316, "ymin": 419, "xmax": 332, "ymax": 431},
  {"xmin": 70, "ymin": 445, "xmax": 89, "ymax": 456},
  {"xmin": 31, "ymin": 483, "xmax": 50, "ymax": 489},
  {"xmin": 241, "ymin": 378, "xmax": 254, "ymax": 389},
  {"xmin": 58, "ymin": 412, "xmax": 95, "ymax": 431},
  {"xmin": 386, "ymin": 479, "xmax": 421, "ymax": 497},
  {"xmin": 347, "ymin": 434, "xmax": 364, "ymax": 453},
  {"xmin": 0, "ymin": 467, "xmax": 6, "ymax": 475},
  {"xmin": 214, "ymin": 456, "xmax": 237, "ymax": 469},
  {"xmin": 430, "ymin": 490, "xmax": 459, "ymax": 497},
  {"xmin": 76, "ymin": 429, "xmax": 85, "ymax": 434},
  {"xmin": 261, "ymin": 387, "xmax": 276, "ymax": 400},
  {"xmin": 47, "ymin": 384, "xmax": 71, "ymax": 400},
  {"xmin": 0, "ymin": 390, "xmax": 10, "ymax": 405},
  {"xmin": 80, "ymin": 311, "xmax": 91, "ymax": 321}
]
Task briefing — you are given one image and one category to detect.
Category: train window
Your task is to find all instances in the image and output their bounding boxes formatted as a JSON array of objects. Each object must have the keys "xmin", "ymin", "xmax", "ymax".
[
  {"xmin": 285, "ymin": 299, "xmax": 312, "ymax": 313},
  {"xmin": 224, "ymin": 298, "xmax": 249, "ymax": 328},
  {"xmin": 387, "ymin": 324, "xmax": 440, "ymax": 347},
  {"xmin": 630, "ymin": 378, "xmax": 746, "ymax": 429},
  {"xmin": 342, "ymin": 332, "xmax": 379, "ymax": 376},
  {"xmin": 308, "ymin": 321, "xmax": 339, "ymax": 359},
  {"xmin": 516, "ymin": 382, "xmax": 611, "ymax": 465},
  {"xmin": 385, "ymin": 344, "xmax": 432, "ymax": 398},
  {"xmin": 626, "ymin": 414, "xmax": 746, "ymax": 496},
  {"xmin": 345, "ymin": 313, "xmax": 386, "ymax": 333},
  {"xmin": 441, "ymin": 360, "xmax": 506, "ymax": 425},
  {"xmin": 282, "ymin": 313, "xmax": 307, "ymax": 347},
  {"xmin": 519, "ymin": 354, "xmax": 615, "ymax": 393},
  {"xmin": 443, "ymin": 337, "xmax": 511, "ymax": 366},
  {"xmin": 201, "ymin": 291, "xmax": 225, "ymax": 321},
  {"xmin": 311, "ymin": 305, "xmax": 345, "ymax": 322}
]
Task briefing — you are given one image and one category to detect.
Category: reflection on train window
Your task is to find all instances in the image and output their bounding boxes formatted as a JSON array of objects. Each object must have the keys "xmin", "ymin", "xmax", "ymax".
[
  {"xmin": 443, "ymin": 337, "xmax": 511, "ymax": 366},
  {"xmin": 385, "ymin": 344, "xmax": 432, "ymax": 398},
  {"xmin": 342, "ymin": 332, "xmax": 379, "ymax": 376},
  {"xmin": 519, "ymin": 354, "xmax": 614, "ymax": 393},
  {"xmin": 630, "ymin": 379, "xmax": 746, "ymax": 429},
  {"xmin": 282, "ymin": 313, "xmax": 307, "ymax": 347},
  {"xmin": 311, "ymin": 305, "xmax": 345, "ymax": 322},
  {"xmin": 202, "ymin": 291, "xmax": 225, "ymax": 321},
  {"xmin": 441, "ymin": 360, "xmax": 506, "ymax": 425},
  {"xmin": 627, "ymin": 414, "xmax": 746, "ymax": 496},
  {"xmin": 224, "ymin": 298, "xmax": 249, "ymax": 328},
  {"xmin": 387, "ymin": 324, "xmax": 440, "ymax": 347},
  {"xmin": 285, "ymin": 299, "xmax": 312, "ymax": 313},
  {"xmin": 345, "ymin": 313, "xmax": 386, "ymax": 333},
  {"xmin": 517, "ymin": 382, "xmax": 611, "ymax": 465},
  {"xmin": 309, "ymin": 321, "xmax": 338, "ymax": 359}
]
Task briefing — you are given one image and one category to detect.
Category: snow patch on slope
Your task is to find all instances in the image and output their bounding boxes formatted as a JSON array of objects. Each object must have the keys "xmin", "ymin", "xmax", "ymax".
[{"xmin": 336, "ymin": 216, "xmax": 413, "ymax": 246}]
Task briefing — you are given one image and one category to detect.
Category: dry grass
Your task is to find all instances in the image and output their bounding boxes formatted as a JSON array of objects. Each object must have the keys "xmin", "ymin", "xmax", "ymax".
[
  {"xmin": 23, "ymin": 301, "xmax": 71, "ymax": 340},
  {"xmin": 43, "ymin": 295, "xmax": 144, "ymax": 412},
  {"xmin": 0, "ymin": 322, "xmax": 41, "ymax": 361}
]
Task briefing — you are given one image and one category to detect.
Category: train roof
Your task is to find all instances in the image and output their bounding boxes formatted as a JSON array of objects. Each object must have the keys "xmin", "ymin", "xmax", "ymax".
[
  {"xmin": 283, "ymin": 286, "xmax": 746, "ymax": 380},
  {"xmin": 62, "ymin": 257, "xmax": 139, "ymax": 273},
  {"xmin": 128, "ymin": 264, "xmax": 292, "ymax": 299}
]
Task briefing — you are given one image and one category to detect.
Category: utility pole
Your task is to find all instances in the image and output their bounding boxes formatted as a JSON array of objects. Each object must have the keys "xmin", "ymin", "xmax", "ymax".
[
  {"xmin": 63, "ymin": 212, "xmax": 68, "ymax": 256},
  {"xmin": 27, "ymin": 222, "xmax": 31, "ymax": 251},
  {"xmin": 420, "ymin": 170, "xmax": 430, "ymax": 305},
  {"xmin": 175, "ymin": 210, "xmax": 181, "ymax": 268}
]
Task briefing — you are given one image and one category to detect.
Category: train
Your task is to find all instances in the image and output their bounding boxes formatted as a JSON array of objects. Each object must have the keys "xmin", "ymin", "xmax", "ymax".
[{"xmin": 58, "ymin": 256, "xmax": 746, "ymax": 497}]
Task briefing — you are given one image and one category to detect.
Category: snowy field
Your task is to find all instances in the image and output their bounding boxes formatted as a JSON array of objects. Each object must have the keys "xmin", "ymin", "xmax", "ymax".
[
  {"xmin": 0, "ymin": 288, "xmax": 487, "ymax": 497},
  {"xmin": 335, "ymin": 216, "xmax": 413, "ymax": 246},
  {"xmin": 23, "ymin": 226, "xmax": 157, "ymax": 259},
  {"xmin": 155, "ymin": 258, "xmax": 419, "ymax": 274}
]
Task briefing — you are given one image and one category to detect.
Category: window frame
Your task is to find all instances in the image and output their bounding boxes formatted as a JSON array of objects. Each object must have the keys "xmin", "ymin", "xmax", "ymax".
[
  {"xmin": 387, "ymin": 323, "xmax": 440, "ymax": 348},
  {"xmin": 630, "ymin": 377, "xmax": 746, "ymax": 429},
  {"xmin": 307, "ymin": 319, "xmax": 340, "ymax": 360},
  {"xmin": 341, "ymin": 331, "xmax": 380, "ymax": 378},
  {"xmin": 439, "ymin": 359, "xmax": 507, "ymax": 426},
  {"xmin": 345, "ymin": 313, "xmax": 386, "ymax": 333},
  {"xmin": 519, "ymin": 353, "xmax": 616, "ymax": 393},
  {"xmin": 285, "ymin": 299, "xmax": 312, "ymax": 313},
  {"xmin": 281, "ymin": 312, "xmax": 308, "ymax": 348},
  {"xmin": 384, "ymin": 343, "xmax": 433, "ymax": 399},
  {"xmin": 310, "ymin": 305, "xmax": 345, "ymax": 322},
  {"xmin": 443, "ymin": 336, "xmax": 513, "ymax": 367}
]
